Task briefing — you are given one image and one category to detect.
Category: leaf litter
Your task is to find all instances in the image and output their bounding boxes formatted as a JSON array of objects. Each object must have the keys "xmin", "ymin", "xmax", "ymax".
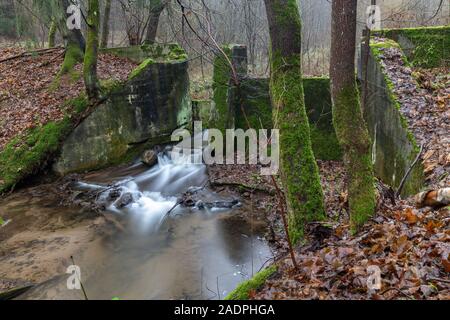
[{"xmin": 0, "ymin": 47, "xmax": 138, "ymax": 150}]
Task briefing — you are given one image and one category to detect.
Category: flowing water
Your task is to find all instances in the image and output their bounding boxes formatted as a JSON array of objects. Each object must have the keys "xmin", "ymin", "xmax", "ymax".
[{"xmin": 3, "ymin": 147, "xmax": 272, "ymax": 300}]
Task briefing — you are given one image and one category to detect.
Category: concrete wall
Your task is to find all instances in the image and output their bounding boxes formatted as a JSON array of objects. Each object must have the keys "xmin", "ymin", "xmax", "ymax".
[
  {"xmin": 360, "ymin": 42, "xmax": 425, "ymax": 196},
  {"xmin": 54, "ymin": 46, "xmax": 191, "ymax": 175},
  {"xmin": 373, "ymin": 26, "xmax": 450, "ymax": 68},
  {"xmin": 207, "ymin": 45, "xmax": 342, "ymax": 161}
]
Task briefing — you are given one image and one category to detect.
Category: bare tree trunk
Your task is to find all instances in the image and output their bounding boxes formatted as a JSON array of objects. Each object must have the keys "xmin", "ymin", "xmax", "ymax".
[
  {"xmin": 100, "ymin": 0, "xmax": 112, "ymax": 48},
  {"xmin": 84, "ymin": 0, "xmax": 101, "ymax": 101},
  {"xmin": 330, "ymin": 0, "xmax": 376, "ymax": 231},
  {"xmin": 145, "ymin": 0, "xmax": 166, "ymax": 43},
  {"xmin": 264, "ymin": 0, "xmax": 325, "ymax": 243}
]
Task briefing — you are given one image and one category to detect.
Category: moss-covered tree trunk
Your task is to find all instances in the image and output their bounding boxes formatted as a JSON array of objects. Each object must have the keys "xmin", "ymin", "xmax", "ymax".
[
  {"xmin": 84, "ymin": 0, "xmax": 101, "ymax": 101},
  {"xmin": 48, "ymin": 20, "xmax": 57, "ymax": 47},
  {"xmin": 330, "ymin": 0, "xmax": 376, "ymax": 231},
  {"xmin": 57, "ymin": 0, "xmax": 86, "ymax": 75},
  {"xmin": 100, "ymin": 0, "xmax": 112, "ymax": 48},
  {"xmin": 145, "ymin": 0, "xmax": 166, "ymax": 44},
  {"xmin": 264, "ymin": 0, "xmax": 325, "ymax": 243}
]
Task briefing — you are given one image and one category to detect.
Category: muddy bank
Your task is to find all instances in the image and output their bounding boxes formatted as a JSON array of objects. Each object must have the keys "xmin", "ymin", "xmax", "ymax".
[
  {"xmin": 0, "ymin": 183, "xmax": 115, "ymax": 293},
  {"xmin": 0, "ymin": 152, "xmax": 277, "ymax": 300}
]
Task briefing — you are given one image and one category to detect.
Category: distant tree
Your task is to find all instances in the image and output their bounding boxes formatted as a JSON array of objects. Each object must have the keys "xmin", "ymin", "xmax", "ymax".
[
  {"xmin": 100, "ymin": 0, "xmax": 112, "ymax": 48},
  {"xmin": 84, "ymin": 0, "xmax": 101, "ymax": 101},
  {"xmin": 144, "ymin": 0, "xmax": 167, "ymax": 43},
  {"xmin": 330, "ymin": 0, "xmax": 376, "ymax": 231},
  {"xmin": 264, "ymin": 0, "xmax": 326, "ymax": 243},
  {"xmin": 0, "ymin": 0, "xmax": 17, "ymax": 38}
]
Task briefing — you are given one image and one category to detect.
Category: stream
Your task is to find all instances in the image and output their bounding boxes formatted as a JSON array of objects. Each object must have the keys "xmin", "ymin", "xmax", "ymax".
[{"xmin": 2, "ymin": 146, "xmax": 272, "ymax": 300}]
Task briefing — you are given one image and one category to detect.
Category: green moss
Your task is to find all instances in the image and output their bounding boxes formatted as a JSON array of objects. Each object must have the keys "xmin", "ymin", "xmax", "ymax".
[
  {"xmin": 167, "ymin": 45, "xmax": 188, "ymax": 61},
  {"xmin": 129, "ymin": 58, "xmax": 154, "ymax": 80},
  {"xmin": 0, "ymin": 119, "xmax": 72, "ymax": 192},
  {"xmin": 310, "ymin": 127, "xmax": 342, "ymax": 161},
  {"xmin": 211, "ymin": 45, "xmax": 233, "ymax": 131},
  {"xmin": 370, "ymin": 39, "xmax": 421, "ymax": 155},
  {"xmin": 235, "ymin": 78, "xmax": 273, "ymax": 130},
  {"xmin": 103, "ymin": 43, "xmax": 187, "ymax": 64},
  {"xmin": 272, "ymin": 0, "xmax": 302, "ymax": 39},
  {"xmin": 373, "ymin": 26, "xmax": 450, "ymax": 68},
  {"xmin": 270, "ymin": 52, "xmax": 326, "ymax": 244},
  {"xmin": 333, "ymin": 85, "xmax": 376, "ymax": 232},
  {"xmin": 0, "ymin": 97, "xmax": 88, "ymax": 193},
  {"xmin": 225, "ymin": 265, "xmax": 277, "ymax": 300},
  {"xmin": 59, "ymin": 43, "xmax": 84, "ymax": 76}
]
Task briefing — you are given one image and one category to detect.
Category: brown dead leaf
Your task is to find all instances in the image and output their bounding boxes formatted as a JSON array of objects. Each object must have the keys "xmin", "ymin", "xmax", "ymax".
[
  {"xmin": 442, "ymin": 255, "xmax": 450, "ymax": 273},
  {"xmin": 404, "ymin": 208, "xmax": 419, "ymax": 224}
]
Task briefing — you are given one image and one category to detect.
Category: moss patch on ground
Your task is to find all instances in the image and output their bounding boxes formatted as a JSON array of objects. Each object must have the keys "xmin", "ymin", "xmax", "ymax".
[
  {"xmin": 0, "ymin": 96, "xmax": 88, "ymax": 193},
  {"xmin": 225, "ymin": 265, "xmax": 277, "ymax": 300}
]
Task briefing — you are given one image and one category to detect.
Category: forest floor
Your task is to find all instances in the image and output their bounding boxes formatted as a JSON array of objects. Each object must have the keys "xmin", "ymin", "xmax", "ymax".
[
  {"xmin": 211, "ymin": 160, "xmax": 449, "ymax": 300},
  {"xmin": 0, "ymin": 45, "xmax": 448, "ymax": 299},
  {"xmin": 0, "ymin": 47, "xmax": 137, "ymax": 149},
  {"xmin": 244, "ymin": 46, "xmax": 450, "ymax": 300},
  {"xmin": 374, "ymin": 41, "xmax": 450, "ymax": 189}
]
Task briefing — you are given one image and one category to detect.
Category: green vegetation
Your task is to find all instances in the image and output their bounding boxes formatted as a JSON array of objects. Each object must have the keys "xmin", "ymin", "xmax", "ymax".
[
  {"xmin": 270, "ymin": 51, "xmax": 326, "ymax": 244},
  {"xmin": 83, "ymin": 0, "xmax": 101, "ymax": 101},
  {"xmin": 369, "ymin": 38, "xmax": 425, "ymax": 196},
  {"xmin": 373, "ymin": 26, "xmax": 450, "ymax": 68},
  {"xmin": 0, "ymin": 96, "xmax": 88, "ymax": 193},
  {"xmin": 59, "ymin": 43, "xmax": 85, "ymax": 76},
  {"xmin": 129, "ymin": 58, "xmax": 155, "ymax": 79},
  {"xmin": 310, "ymin": 127, "xmax": 342, "ymax": 161},
  {"xmin": 332, "ymin": 84, "xmax": 376, "ymax": 232},
  {"xmin": 234, "ymin": 76, "xmax": 342, "ymax": 161},
  {"xmin": 48, "ymin": 20, "xmax": 57, "ymax": 47},
  {"xmin": 211, "ymin": 45, "xmax": 233, "ymax": 132},
  {"xmin": 235, "ymin": 78, "xmax": 273, "ymax": 131},
  {"xmin": 370, "ymin": 39, "xmax": 421, "ymax": 154},
  {"xmin": 225, "ymin": 265, "xmax": 277, "ymax": 300},
  {"xmin": 303, "ymin": 77, "xmax": 342, "ymax": 161},
  {"xmin": 103, "ymin": 43, "xmax": 188, "ymax": 64}
]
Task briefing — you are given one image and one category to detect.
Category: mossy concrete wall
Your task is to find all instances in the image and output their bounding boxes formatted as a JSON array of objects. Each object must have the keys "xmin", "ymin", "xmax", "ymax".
[
  {"xmin": 54, "ymin": 46, "xmax": 191, "ymax": 175},
  {"xmin": 209, "ymin": 45, "xmax": 341, "ymax": 161},
  {"xmin": 210, "ymin": 44, "xmax": 247, "ymax": 131},
  {"xmin": 101, "ymin": 43, "xmax": 188, "ymax": 63},
  {"xmin": 360, "ymin": 41, "xmax": 424, "ymax": 196},
  {"xmin": 373, "ymin": 26, "xmax": 450, "ymax": 68},
  {"xmin": 192, "ymin": 99, "xmax": 214, "ymax": 128}
]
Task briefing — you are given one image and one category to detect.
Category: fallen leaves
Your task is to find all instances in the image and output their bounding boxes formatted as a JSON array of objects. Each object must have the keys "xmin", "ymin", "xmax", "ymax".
[
  {"xmin": 254, "ymin": 201, "xmax": 449, "ymax": 300},
  {"xmin": 404, "ymin": 208, "xmax": 419, "ymax": 224},
  {"xmin": 374, "ymin": 41, "xmax": 450, "ymax": 190},
  {"xmin": 0, "ymin": 47, "xmax": 138, "ymax": 150}
]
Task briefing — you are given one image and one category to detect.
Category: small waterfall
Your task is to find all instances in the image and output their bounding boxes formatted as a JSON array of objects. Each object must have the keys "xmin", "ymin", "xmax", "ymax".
[{"xmin": 82, "ymin": 146, "xmax": 208, "ymax": 233}]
